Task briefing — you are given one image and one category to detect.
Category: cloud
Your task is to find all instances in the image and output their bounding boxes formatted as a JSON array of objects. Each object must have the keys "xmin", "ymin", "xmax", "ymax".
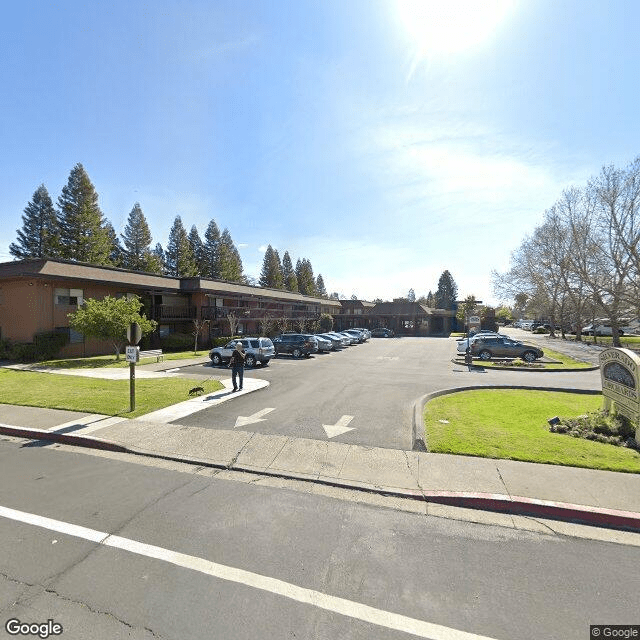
[{"xmin": 258, "ymin": 245, "xmax": 268, "ymax": 253}]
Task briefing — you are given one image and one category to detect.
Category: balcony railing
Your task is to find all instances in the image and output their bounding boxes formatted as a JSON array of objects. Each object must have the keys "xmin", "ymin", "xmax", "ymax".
[{"xmin": 153, "ymin": 305, "xmax": 197, "ymax": 320}]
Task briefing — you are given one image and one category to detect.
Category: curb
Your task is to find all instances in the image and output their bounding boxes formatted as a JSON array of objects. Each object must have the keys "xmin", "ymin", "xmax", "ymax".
[
  {"xmin": 2, "ymin": 423, "xmax": 639, "ymax": 533},
  {"xmin": 450, "ymin": 358, "xmax": 599, "ymax": 372}
]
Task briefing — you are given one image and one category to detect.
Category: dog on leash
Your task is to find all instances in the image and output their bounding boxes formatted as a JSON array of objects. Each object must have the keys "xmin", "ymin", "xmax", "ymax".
[{"xmin": 188, "ymin": 386, "xmax": 205, "ymax": 396}]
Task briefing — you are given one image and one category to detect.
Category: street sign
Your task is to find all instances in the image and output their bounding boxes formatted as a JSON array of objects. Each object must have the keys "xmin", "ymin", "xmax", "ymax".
[
  {"xmin": 127, "ymin": 322, "xmax": 142, "ymax": 345},
  {"xmin": 125, "ymin": 346, "xmax": 139, "ymax": 363}
]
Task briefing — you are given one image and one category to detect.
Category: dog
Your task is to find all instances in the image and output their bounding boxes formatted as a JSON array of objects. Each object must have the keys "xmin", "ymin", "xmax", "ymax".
[{"xmin": 188, "ymin": 386, "xmax": 205, "ymax": 397}]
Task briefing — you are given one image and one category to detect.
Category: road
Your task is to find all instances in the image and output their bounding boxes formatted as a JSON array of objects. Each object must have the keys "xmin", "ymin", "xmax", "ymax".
[
  {"xmin": 1, "ymin": 439, "xmax": 638, "ymax": 640},
  {"xmin": 176, "ymin": 337, "xmax": 601, "ymax": 450}
]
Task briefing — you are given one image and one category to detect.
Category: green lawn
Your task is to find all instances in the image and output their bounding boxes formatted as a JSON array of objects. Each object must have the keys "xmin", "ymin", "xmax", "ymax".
[
  {"xmin": 424, "ymin": 389, "xmax": 640, "ymax": 473},
  {"xmin": 36, "ymin": 350, "xmax": 211, "ymax": 369},
  {"xmin": 0, "ymin": 369, "xmax": 223, "ymax": 419}
]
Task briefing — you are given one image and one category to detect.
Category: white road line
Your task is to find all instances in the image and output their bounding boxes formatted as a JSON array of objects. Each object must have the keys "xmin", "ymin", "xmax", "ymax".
[{"xmin": 0, "ymin": 504, "xmax": 497, "ymax": 640}]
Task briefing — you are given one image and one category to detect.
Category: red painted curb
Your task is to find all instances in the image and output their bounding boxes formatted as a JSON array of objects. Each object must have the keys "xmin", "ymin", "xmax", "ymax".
[{"xmin": 0, "ymin": 425, "xmax": 129, "ymax": 453}]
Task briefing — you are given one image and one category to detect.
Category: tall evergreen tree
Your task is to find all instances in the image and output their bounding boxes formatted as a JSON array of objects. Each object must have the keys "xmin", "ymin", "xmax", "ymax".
[
  {"xmin": 282, "ymin": 251, "xmax": 298, "ymax": 292},
  {"xmin": 217, "ymin": 228, "xmax": 245, "ymax": 282},
  {"xmin": 165, "ymin": 216, "xmax": 198, "ymax": 277},
  {"xmin": 296, "ymin": 258, "xmax": 316, "ymax": 296},
  {"xmin": 316, "ymin": 274, "xmax": 327, "ymax": 297},
  {"xmin": 152, "ymin": 243, "xmax": 166, "ymax": 274},
  {"xmin": 120, "ymin": 203, "xmax": 161, "ymax": 272},
  {"xmin": 434, "ymin": 270, "xmax": 458, "ymax": 310},
  {"xmin": 104, "ymin": 221, "xmax": 124, "ymax": 267},
  {"xmin": 10, "ymin": 185, "xmax": 60, "ymax": 259},
  {"xmin": 259, "ymin": 245, "xmax": 284, "ymax": 288},
  {"xmin": 57, "ymin": 163, "xmax": 112, "ymax": 264},
  {"xmin": 188, "ymin": 225, "xmax": 206, "ymax": 275},
  {"xmin": 202, "ymin": 219, "xmax": 221, "ymax": 278}
]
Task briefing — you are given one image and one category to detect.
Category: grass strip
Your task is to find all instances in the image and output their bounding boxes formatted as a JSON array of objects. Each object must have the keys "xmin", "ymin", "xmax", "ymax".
[
  {"xmin": 36, "ymin": 351, "xmax": 211, "ymax": 369},
  {"xmin": 424, "ymin": 389, "xmax": 640, "ymax": 473},
  {"xmin": 0, "ymin": 369, "xmax": 223, "ymax": 419}
]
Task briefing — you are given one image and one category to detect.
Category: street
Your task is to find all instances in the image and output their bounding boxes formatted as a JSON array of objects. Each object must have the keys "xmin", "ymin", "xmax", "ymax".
[{"xmin": 1, "ymin": 439, "xmax": 638, "ymax": 640}]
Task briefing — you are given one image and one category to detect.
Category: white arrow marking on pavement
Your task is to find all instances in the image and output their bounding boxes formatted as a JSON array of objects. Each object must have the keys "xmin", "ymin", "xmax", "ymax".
[
  {"xmin": 323, "ymin": 415, "xmax": 355, "ymax": 439},
  {"xmin": 234, "ymin": 407, "xmax": 275, "ymax": 428}
]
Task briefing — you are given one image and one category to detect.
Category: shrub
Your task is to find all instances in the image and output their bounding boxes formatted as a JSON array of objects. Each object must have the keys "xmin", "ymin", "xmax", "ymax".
[
  {"xmin": 33, "ymin": 331, "xmax": 70, "ymax": 361},
  {"xmin": 159, "ymin": 333, "xmax": 193, "ymax": 351},
  {"xmin": 533, "ymin": 326, "xmax": 550, "ymax": 334},
  {"xmin": 549, "ymin": 410, "xmax": 638, "ymax": 448}
]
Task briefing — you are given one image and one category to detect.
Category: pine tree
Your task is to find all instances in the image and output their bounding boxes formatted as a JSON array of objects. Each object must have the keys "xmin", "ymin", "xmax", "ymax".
[
  {"xmin": 120, "ymin": 203, "xmax": 161, "ymax": 272},
  {"xmin": 316, "ymin": 274, "xmax": 327, "ymax": 297},
  {"xmin": 57, "ymin": 163, "xmax": 112, "ymax": 264},
  {"xmin": 296, "ymin": 258, "xmax": 316, "ymax": 296},
  {"xmin": 259, "ymin": 245, "xmax": 284, "ymax": 288},
  {"xmin": 217, "ymin": 228, "xmax": 245, "ymax": 282},
  {"xmin": 434, "ymin": 270, "xmax": 458, "ymax": 310},
  {"xmin": 10, "ymin": 185, "xmax": 60, "ymax": 259},
  {"xmin": 104, "ymin": 221, "xmax": 124, "ymax": 267},
  {"xmin": 152, "ymin": 243, "xmax": 166, "ymax": 274},
  {"xmin": 188, "ymin": 225, "xmax": 205, "ymax": 275},
  {"xmin": 202, "ymin": 219, "xmax": 221, "ymax": 278},
  {"xmin": 282, "ymin": 251, "xmax": 298, "ymax": 292},
  {"xmin": 165, "ymin": 216, "xmax": 198, "ymax": 277}
]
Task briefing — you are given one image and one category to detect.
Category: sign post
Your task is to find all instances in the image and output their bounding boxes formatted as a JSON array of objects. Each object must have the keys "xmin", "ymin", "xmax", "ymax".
[{"xmin": 126, "ymin": 322, "xmax": 142, "ymax": 412}]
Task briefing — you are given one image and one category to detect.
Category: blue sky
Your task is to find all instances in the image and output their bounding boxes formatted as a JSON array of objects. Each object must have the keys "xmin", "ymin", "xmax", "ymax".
[{"xmin": 1, "ymin": 0, "xmax": 638, "ymax": 305}]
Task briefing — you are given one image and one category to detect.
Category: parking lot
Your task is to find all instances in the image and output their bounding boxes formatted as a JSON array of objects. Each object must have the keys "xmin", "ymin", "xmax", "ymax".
[{"xmin": 175, "ymin": 335, "xmax": 602, "ymax": 450}]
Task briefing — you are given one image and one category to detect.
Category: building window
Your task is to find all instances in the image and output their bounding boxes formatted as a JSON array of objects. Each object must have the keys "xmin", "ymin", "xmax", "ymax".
[
  {"xmin": 55, "ymin": 288, "xmax": 83, "ymax": 306},
  {"xmin": 55, "ymin": 327, "xmax": 84, "ymax": 344},
  {"xmin": 159, "ymin": 325, "xmax": 170, "ymax": 337},
  {"xmin": 354, "ymin": 308, "xmax": 362, "ymax": 315}
]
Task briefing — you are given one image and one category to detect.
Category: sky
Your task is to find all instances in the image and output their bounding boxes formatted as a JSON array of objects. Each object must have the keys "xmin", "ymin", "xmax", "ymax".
[{"xmin": 1, "ymin": 0, "xmax": 639, "ymax": 306}]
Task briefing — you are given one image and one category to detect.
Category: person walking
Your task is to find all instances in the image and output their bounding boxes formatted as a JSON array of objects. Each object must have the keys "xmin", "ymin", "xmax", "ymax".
[{"xmin": 229, "ymin": 341, "xmax": 246, "ymax": 392}]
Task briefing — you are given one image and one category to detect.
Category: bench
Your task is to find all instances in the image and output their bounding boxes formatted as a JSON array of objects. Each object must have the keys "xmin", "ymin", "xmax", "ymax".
[{"xmin": 138, "ymin": 349, "xmax": 164, "ymax": 362}]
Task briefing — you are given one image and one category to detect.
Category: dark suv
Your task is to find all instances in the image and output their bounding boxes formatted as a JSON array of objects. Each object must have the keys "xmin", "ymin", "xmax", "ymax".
[
  {"xmin": 470, "ymin": 337, "xmax": 543, "ymax": 362},
  {"xmin": 272, "ymin": 334, "xmax": 318, "ymax": 358}
]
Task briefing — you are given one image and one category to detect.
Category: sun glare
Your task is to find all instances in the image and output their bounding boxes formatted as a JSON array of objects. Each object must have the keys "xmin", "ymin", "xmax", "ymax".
[{"xmin": 396, "ymin": 0, "xmax": 514, "ymax": 56}]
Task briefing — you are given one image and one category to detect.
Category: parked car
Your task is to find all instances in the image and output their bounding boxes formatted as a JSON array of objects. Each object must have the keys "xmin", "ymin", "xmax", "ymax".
[
  {"xmin": 470, "ymin": 336, "xmax": 544, "ymax": 362},
  {"xmin": 304, "ymin": 334, "xmax": 332, "ymax": 352},
  {"xmin": 336, "ymin": 331, "xmax": 357, "ymax": 345},
  {"xmin": 326, "ymin": 331, "xmax": 352, "ymax": 347},
  {"xmin": 344, "ymin": 329, "xmax": 367, "ymax": 343},
  {"xmin": 209, "ymin": 337, "xmax": 275, "ymax": 367},
  {"xmin": 316, "ymin": 333, "xmax": 343, "ymax": 349},
  {"xmin": 582, "ymin": 323, "xmax": 623, "ymax": 336},
  {"xmin": 370, "ymin": 327, "xmax": 395, "ymax": 338},
  {"xmin": 456, "ymin": 333, "xmax": 507, "ymax": 353},
  {"xmin": 352, "ymin": 327, "xmax": 371, "ymax": 340},
  {"xmin": 272, "ymin": 333, "xmax": 318, "ymax": 358}
]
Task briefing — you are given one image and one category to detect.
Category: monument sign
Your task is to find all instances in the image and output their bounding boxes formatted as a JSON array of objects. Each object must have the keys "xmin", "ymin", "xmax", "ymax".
[{"xmin": 599, "ymin": 348, "xmax": 640, "ymax": 427}]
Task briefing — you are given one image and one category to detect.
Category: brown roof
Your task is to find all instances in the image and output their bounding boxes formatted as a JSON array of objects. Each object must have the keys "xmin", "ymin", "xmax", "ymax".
[{"xmin": 0, "ymin": 259, "xmax": 342, "ymax": 308}]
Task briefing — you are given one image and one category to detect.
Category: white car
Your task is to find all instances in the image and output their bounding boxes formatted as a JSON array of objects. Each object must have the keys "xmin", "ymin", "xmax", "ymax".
[{"xmin": 581, "ymin": 323, "xmax": 623, "ymax": 336}]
